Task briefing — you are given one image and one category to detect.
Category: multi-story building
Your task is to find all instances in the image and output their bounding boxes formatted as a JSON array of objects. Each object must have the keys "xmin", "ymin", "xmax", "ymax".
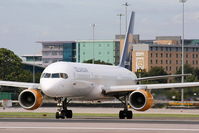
[
  {"xmin": 22, "ymin": 54, "xmax": 42, "ymax": 66},
  {"xmin": 39, "ymin": 40, "xmax": 120, "ymax": 66},
  {"xmin": 77, "ymin": 40, "xmax": 120, "ymax": 65},
  {"xmin": 39, "ymin": 41, "xmax": 77, "ymax": 66},
  {"xmin": 132, "ymin": 44, "xmax": 199, "ymax": 74}
]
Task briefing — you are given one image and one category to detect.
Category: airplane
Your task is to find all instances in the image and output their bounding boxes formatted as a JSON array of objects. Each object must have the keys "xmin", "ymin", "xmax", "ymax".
[{"xmin": 1, "ymin": 11, "xmax": 199, "ymax": 119}]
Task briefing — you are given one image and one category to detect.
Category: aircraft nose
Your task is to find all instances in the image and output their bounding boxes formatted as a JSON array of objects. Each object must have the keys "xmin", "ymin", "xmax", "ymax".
[{"xmin": 40, "ymin": 79, "xmax": 58, "ymax": 97}]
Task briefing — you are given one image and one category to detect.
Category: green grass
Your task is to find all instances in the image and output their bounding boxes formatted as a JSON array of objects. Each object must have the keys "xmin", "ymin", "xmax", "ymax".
[{"xmin": 1, "ymin": 112, "xmax": 199, "ymax": 118}]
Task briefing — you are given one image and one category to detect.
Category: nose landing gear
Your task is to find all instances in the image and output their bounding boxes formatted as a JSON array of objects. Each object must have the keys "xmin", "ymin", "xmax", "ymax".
[{"xmin": 55, "ymin": 98, "xmax": 72, "ymax": 119}]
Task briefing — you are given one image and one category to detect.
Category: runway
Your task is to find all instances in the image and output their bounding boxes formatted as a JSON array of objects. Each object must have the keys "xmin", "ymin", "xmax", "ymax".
[{"xmin": 1, "ymin": 118, "xmax": 199, "ymax": 133}]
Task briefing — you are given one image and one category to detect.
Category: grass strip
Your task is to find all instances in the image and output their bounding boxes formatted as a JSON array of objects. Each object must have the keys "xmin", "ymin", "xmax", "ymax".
[{"xmin": 1, "ymin": 112, "xmax": 199, "ymax": 118}]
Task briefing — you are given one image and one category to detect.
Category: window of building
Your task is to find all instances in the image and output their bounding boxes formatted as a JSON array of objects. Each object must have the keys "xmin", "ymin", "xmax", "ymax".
[
  {"xmin": 169, "ymin": 60, "xmax": 172, "ymax": 64},
  {"xmin": 193, "ymin": 60, "xmax": 195, "ymax": 64},
  {"xmin": 186, "ymin": 48, "xmax": 188, "ymax": 52},
  {"xmin": 161, "ymin": 53, "xmax": 163, "ymax": 57},
  {"xmin": 155, "ymin": 47, "xmax": 158, "ymax": 51},
  {"xmin": 107, "ymin": 51, "xmax": 110, "ymax": 54},
  {"xmin": 156, "ymin": 53, "xmax": 158, "ymax": 57},
  {"xmin": 161, "ymin": 60, "xmax": 163, "ymax": 64},
  {"xmin": 176, "ymin": 60, "xmax": 178, "ymax": 64},
  {"xmin": 107, "ymin": 44, "xmax": 110, "ymax": 47},
  {"xmin": 161, "ymin": 47, "xmax": 163, "ymax": 51},
  {"xmin": 150, "ymin": 60, "xmax": 153, "ymax": 64},
  {"xmin": 150, "ymin": 47, "xmax": 153, "ymax": 51},
  {"xmin": 196, "ymin": 60, "xmax": 198, "ymax": 64},
  {"xmin": 156, "ymin": 60, "xmax": 158, "ymax": 64},
  {"xmin": 166, "ymin": 47, "xmax": 168, "ymax": 51},
  {"xmin": 169, "ymin": 66, "xmax": 171, "ymax": 71},
  {"xmin": 176, "ymin": 47, "xmax": 178, "ymax": 52},
  {"xmin": 193, "ymin": 54, "xmax": 195, "ymax": 58},
  {"xmin": 166, "ymin": 60, "xmax": 168, "ymax": 64},
  {"xmin": 176, "ymin": 54, "xmax": 178, "ymax": 58},
  {"xmin": 166, "ymin": 66, "xmax": 168, "ymax": 71},
  {"xmin": 196, "ymin": 54, "xmax": 198, "ymax": 58},
  {"xmin": 186, "ymin": 60, "xmax": 188, "ymax": 64},
  {"xmin": 186, "ymin": 54, "xmax": 188, "ymax": 58},
  {"xmin": 52, "ymin": 51, "xmax": 58, "ymax": 55},
  {"xmin": 170, "ymin": 53, "xmax": 172, "ymax": 57},
  {"xmin": 176, "ymin": 67, "xmax": 178, "ymax": 71},
  {"xmin": 169, "ymin": 48, "xmax": 172, "ymax": 51},
  {"xmin": 166, "ymin": 53, "xmax": 168, "ymax": 58}
]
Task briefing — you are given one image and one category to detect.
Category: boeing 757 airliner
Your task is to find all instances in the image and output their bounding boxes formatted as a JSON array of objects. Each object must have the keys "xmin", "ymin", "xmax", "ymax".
[{"xmin": 1, "ymin": 11, "xmax": 199, "ymax": 119}]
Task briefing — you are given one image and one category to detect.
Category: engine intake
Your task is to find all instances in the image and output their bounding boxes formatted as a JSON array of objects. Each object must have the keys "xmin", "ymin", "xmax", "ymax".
[
  {"xmin": 129, "ymin": 90, "xmax": 153, "ymax": 111},
  {"xmin": 18, "ymin": 89, "xmax": 43, "ymax": 110}
]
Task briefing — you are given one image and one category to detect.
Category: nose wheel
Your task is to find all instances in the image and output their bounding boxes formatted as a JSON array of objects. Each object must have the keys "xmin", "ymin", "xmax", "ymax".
[{"xmin": 55, "ymin": 98, "xmax": 72, "ymax": 119}]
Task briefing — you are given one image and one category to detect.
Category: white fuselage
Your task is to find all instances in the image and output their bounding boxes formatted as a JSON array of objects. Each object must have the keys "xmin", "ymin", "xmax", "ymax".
[{"xmin": 40, "ymin": 62, "xmax": 137, "ymax": 100}]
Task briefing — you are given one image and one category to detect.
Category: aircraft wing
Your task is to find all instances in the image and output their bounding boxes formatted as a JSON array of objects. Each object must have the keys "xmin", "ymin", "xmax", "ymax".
[
  {"xmin": 136, "ymin": 74, "xmax": 191, "ymax": 81},
  {"xmin": 0, "ymin": 80, "xmax": 40, "ymax": 89},
  {"xmin": 105, "ymin": 82, "xmax": 199, "ymax": 94}
]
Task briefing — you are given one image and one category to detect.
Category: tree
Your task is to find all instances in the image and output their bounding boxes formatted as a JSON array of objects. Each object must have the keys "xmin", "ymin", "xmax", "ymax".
[
  {"xmin": 0, "ymin": 48, "xmax": 23, "ymax": 81},
  {"xmin": 0, "ymin": 48, "xmax": 37, "ymax": 82}
]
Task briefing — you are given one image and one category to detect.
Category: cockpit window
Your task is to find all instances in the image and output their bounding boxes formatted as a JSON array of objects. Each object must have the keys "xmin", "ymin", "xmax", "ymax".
[
  {"xmin": 52, "ymin": 73, "xmax": 60, "ymax": 78},
  {"xmin": 60, "ymin": 73, "xmax": 68, "ymax": 79},
  {"xmin": 43, "ymin": 73, "xmax": 51, "ymax": 78},
  {"xmin": 42, "ymin": 73, "xmax": 68, "ymax": 79}
]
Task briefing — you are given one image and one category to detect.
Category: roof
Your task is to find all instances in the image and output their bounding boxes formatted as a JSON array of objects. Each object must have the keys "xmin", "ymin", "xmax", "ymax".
[{"xmin": 37, "ymin": 41, "xmax": 76, "ymax": 44}]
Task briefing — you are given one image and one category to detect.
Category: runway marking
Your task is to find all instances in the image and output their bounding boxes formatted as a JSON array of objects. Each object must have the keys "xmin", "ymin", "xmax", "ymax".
[{"xmin": 0, "ymin": 127, "xmax": 199, "ymax": 132}]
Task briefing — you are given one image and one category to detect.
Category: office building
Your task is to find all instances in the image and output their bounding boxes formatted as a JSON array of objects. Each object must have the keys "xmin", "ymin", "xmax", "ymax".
[
  {"xmin": 132, "ymin": 44, "xmax": 199, "ymax": 74},
  {"xmin": 39, "ymin": 40, "xmax": 120, "ymax": 66}
]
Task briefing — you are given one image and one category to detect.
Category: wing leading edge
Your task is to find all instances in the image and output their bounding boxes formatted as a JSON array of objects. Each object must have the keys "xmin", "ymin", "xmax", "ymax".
[
  {"xmin": 0, "ymin": 80, "xmax": 40, "ymax": 89},
  {"xmin": 105, "ymin": 82, "xmax": 199, "ymax": 94}
]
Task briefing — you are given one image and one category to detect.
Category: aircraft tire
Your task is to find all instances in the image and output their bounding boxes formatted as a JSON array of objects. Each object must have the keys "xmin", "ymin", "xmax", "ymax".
[
  {"xmin": 126, "ymin": 111, "xmax": 133, "ymax": 119},
  {"xmin": 119, "ymin": 110, "xmax": 125, "ymax": 119},
  {"xmin": 66, "ymin": 110, "xmax": 73, "ymax": 118}
]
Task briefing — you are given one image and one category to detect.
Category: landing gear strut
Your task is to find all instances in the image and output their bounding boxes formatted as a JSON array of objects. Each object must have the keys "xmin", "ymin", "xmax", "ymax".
[
  {"xmin": 117, "ymin": 96, "xmax": 133, "ymax": 119},
  {"xmin": 55, "ymin": 98, "xmax": 72, "ymax": 119}
]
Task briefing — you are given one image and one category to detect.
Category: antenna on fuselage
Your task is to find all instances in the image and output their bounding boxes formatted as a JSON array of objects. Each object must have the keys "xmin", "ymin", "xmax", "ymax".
[{"xmin": 119, "ymin": 11, "xmax": 135, "ymax": 70}]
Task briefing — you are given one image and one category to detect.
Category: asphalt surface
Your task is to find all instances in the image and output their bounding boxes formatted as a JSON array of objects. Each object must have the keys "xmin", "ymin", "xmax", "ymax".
[{"xmin": 1, "ymin": 118, "xmax": 199, "ymax": 133}]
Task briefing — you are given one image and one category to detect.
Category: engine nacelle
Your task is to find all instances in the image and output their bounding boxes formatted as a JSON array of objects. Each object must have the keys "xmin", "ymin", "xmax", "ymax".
[
  {"xmin": 129, "ymin": 90, "xmax": 153, "ymax": 111},
  {"xmin": 18, "ymin": 89, "xmax": 43, "ymax": 110}
]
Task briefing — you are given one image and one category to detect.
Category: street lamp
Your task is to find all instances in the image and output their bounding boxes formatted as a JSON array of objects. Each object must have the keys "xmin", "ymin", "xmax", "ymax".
[
  {"xmin": 91, "ymin": 24, "xmax": 96, "ymax": 64},
  {"xmin": 117, "ymin": 13, "xmax": 124, "ymax": 35},
  {"xmin": 179, "ymin": 0, "xmax": 188, "ymax": 105},
  {"xmin": 122, "ymin": 2, "xmax": 130, "ymax": 33}
]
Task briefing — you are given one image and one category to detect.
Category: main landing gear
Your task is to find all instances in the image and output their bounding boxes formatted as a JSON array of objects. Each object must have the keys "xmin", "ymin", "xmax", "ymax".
[
  {"xmin": 118, "ymin": 96, "xmax": 133, "ymax": 119},
  {"xmin": 55, "ymin": 98, "xmax": 73, "ymax": 119}
]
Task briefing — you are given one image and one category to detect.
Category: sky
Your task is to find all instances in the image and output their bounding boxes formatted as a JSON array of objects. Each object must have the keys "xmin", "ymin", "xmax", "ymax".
[{"xmin": 0, "ymin": 0, "xmax": 198, "ymax": 56}]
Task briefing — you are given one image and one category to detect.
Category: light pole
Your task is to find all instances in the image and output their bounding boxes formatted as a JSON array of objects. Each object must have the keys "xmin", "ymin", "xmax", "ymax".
[
  {"xmin": 179, "ymin": 0, "xmax": 187, "ymax": 105},
  {"xmin": 117, "ymin": 13, "xmax": 124, "ymax": 35},
  {"xmin": 91, "ymin": 24, "xmax": 96, "ymax": 64},
  {"xmin": 123, "ymin": 2, "xmax": 129, "ymax": 33}
]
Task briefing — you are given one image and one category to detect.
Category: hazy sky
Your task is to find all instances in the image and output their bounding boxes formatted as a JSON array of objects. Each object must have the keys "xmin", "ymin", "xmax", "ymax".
[{"xmin": 0, "ymin": 0, "xmax": 198, "ymax": 56}]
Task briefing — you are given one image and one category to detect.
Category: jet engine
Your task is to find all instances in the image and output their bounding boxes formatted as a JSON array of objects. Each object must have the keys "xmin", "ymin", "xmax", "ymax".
[
  {"xmin": 18, "ymin": 89, "xmax": 43, "ymax": 110},
  {"xmin": 129, "ymin": 90, "xmax": 153, "ymax": 111}
]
